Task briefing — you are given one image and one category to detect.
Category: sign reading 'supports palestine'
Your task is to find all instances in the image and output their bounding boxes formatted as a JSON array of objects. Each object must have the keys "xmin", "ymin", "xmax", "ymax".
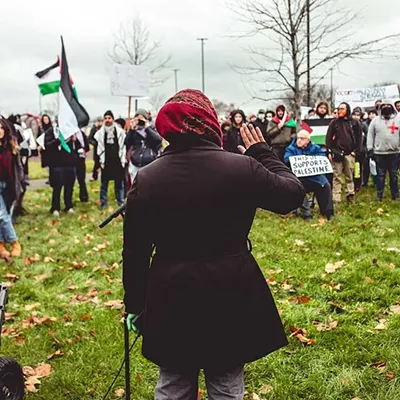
[{"xmin": 289, "ymin": 155, "xmax": 333, "ymax": 178}]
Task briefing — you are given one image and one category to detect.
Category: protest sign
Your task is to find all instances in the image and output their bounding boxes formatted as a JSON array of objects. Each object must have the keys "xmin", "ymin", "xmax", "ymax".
[
  {"xmin": 335, "ymin": 85, "xmax": 399, "ymax": 110},
  {"xmin": 110, "ymin": 64, "xmax": 150, "ymax": 98},
  {"xmin": 289, "ymin": 155, "xmax": 333, "ymax": 178}
]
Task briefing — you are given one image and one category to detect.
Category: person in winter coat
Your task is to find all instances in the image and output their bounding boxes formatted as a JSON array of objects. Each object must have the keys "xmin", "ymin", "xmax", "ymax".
[
  {"xmin": 266, "ymin": 105, "xmax": 296, "ymax": 161},
  {"xmin": 362, "ymin": 109, "xmax": 378, "ymax": 187},
  {"xmin": 0, "ymin": 118, "xmax": 24, "ymax": 258},
  {"xmin": 94, "ymin": 110, "xmax": 126, "ymax": 208},
  {"xmin": 224, "ymin": 110, "xmax": 246, "ymax": 154},
  {"xmin": 284, "ymin": 130, "xmax": 334, "ymax": 220},
  {"xmin": 367, "ymin": 101, "xmax": 400, "ymax": 201},
  {"xmin": 125, "ymin": 109, "xmax": 162, "ymax": 186},
  {"xmin": 351, "ymin": 107, "xmax": 367, "ymax": 192},
  {"xmin": 72, "ymin": 129, "xmax": 90, "ymax": 202},
  {"xmin": 88, "ymin": 116, "xmax": 103, "ymax": 181},
  {"xmin": 122, "ymin": 89, "xmax": 305, "ymax": 400},
  {"xmin": 45, "ymin": 122, "xmax": 77, "ymax": 216},
  {"xmin": 325, "ymin": 102, "xmax": 363, "ymax": 203},
  {"xmin": 250, "ymin": 109, "xmax": 270, "ymax": 144}
]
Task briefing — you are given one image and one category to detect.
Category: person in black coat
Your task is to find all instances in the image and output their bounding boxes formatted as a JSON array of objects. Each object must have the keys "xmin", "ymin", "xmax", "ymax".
[
  {"xmin": 224, "ymin": 109, "xmax": 246, "ymax": 153},
  {"xmin": 123, "ymin": 89, "xmax": 305, "ymax": 399},
  {"xmin": 71, "ymin": 130, "xmax": 90, "ymax": 202},
  {"xmin": 88, "ymin": 116, "xmax": 103, "ymax": 181}
]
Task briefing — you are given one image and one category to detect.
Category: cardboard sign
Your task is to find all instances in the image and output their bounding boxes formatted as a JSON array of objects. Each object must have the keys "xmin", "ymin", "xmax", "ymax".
[
  {"xmin": 289, "ymin": 155, "xmax": 333, "ymax": 178},
  {"xmin": 335, "ymin": 84, "xmax": 399, "ymax": 109},
  {"xmin": 110, "ymin": 64, "xmax": 150, "ymax": 98}
]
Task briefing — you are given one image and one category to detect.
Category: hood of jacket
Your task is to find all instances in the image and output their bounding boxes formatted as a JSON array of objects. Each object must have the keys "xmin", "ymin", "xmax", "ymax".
[{"xmin": 230, "ymin": 110, "xmax": 246, "ymax": 125}]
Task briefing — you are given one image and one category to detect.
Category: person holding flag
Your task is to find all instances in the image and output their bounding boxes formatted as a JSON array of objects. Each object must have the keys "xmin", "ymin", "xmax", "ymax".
[{"xmin": 266, "ymin": 105, "xmax": 297, "ymax": 161}]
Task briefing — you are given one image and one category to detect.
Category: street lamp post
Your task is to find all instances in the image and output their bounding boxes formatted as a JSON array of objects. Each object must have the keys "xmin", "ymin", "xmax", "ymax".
[
  {"xmin": 197, "ymin": 38, "xmax": 208, "ymax": 93},
  {"xmin": 173, "ymin": 68, "xmax": 179, "ymax": 93}
]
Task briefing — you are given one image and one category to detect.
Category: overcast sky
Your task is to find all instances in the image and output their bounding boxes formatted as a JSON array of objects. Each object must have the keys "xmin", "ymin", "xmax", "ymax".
[{"xmin": 0, "ymin": 0, "xmax": 399, "ymax": 118}]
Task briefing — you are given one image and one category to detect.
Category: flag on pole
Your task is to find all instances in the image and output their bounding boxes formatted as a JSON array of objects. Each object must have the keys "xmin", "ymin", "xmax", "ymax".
[
  {"xmin": 35, "ymin": 60, "xmax": 60, "ymax": 96},
  {"xmin": 58, "ymin": 36, "xmax": 89, "ymax": 149}
]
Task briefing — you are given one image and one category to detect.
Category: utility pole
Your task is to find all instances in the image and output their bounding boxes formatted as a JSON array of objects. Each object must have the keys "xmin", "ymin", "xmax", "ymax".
[
  {"xmin": 306, "ymin": 0, "xmax": 311, "ymax": 107},
  {"xmin": 197, "ymin": 38, "xmax": 208, "ymax": 93},
  {"xmin": 330, "ymin": 68, "xmax": 334, "ymax": 111},
  {"xmin": 173, "ymin": 69, "xmax": 179, "ymax": 93}
]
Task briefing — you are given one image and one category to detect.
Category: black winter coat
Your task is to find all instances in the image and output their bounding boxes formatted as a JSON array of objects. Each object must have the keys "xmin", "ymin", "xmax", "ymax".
[
  {"xmin": 224, "ymin": 126, "xmax": 244, "ymax": 154},
  {"xmin": 1, "ymin": 149, "xmax": 24, "ymax": 212},
  {"xmin": 125, "ymin": 127, "xmax": 162, "ymax": 167},
  {"xmin": 123, "ymin": 136, "xmax": 305, "ymax": 370},
  {"xmin": 44, "ymin": 129, "xmax": 76, "ymax": 168}
]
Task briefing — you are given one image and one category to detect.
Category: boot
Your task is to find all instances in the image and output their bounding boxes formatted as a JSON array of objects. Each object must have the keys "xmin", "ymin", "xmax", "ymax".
[
  {"xmin": 0, "ymin": 242, "xmax": 10, "ymax": 258},
  {"xmin": 10, "ymin": 241, "xmax": 21, "ymax": 257}
]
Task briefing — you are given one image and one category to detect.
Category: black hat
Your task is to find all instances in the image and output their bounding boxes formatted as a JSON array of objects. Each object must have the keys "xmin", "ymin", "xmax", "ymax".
[
  {"xmin": 115, "ymin": 118, "xmax": 126, "ymax": 128},
  {"xmin": 104, "ymin": 110, "xmax": 114, "ymax": 119},
  {"xmin": 258, "ymin": 109, "xmax": 265, "ymax": 114}
]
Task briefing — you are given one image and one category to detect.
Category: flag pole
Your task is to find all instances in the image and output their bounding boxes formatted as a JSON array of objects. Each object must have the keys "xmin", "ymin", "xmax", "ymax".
[{"xmin": 128, "ymin": 96, "xmax": 132, "ymax": 124}]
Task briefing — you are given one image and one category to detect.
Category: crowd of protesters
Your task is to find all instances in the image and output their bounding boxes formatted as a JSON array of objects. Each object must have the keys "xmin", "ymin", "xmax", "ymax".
[{"xmin": 0, "ymin": 96, "xmax": 399, "ymax": 259}]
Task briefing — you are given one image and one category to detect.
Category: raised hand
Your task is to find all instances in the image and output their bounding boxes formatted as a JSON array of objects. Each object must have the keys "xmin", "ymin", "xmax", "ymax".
[{"xmin": 238, "ymin": 124, "xmax": 266, "ymax": 154}]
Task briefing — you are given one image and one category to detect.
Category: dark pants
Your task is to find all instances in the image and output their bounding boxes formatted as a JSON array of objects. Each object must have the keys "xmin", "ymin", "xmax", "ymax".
[
  {"xmin": 300, "ymin": 181, "xmax": 334, "ymax": 218},
  {"xmin": 92, "ymin": 147, "xmax": 100, "ymax": 180},
  {"xmin": 50, "ymin": 166, "xmax": 76, "ymax": 212},
  {"xmin": 363, "ymin": 155, "xmax": 371, "ymax": 186},
  {"xmin": 375, "ymin": 154, "xmax": 399, "ymax": 199},
  {"xmin": 76, "ymin": 162, "xmax": 88, "ymax": 202},
  {"xmin": 354, "ymin": 153, "xmax": 365, "ymax": 192},
  {"xmin": 273, "ymin": 146, "xmax": 286, "ymax": 162},
  {"xmin": 100, "ymin": 177, "xmax": 124, "ymax": 207}
]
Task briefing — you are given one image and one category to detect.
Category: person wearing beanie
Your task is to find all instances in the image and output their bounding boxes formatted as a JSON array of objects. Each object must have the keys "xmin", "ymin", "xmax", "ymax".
[
  {"xmin": 224, "ymin": 110, "xmax": 246, "ymax": 154},
  {"xmin": 123, "ymin": 89, "xmax": 305, "ymax": 399},
  {"xmin": 266, "ymin": 104, "xmax": 297, "ymax": 161},
  {"xmin": 125, "ymin": 108, "xmax": 162, "ymax": 189},
  {"xmin": 94, "ymin": 110, "xmax": 126, "ymax": 208},
  {"xmin": 326, "ymin": 102, "xmax": 363, "ymax": 203},
  {"xmin": 89, "ymin": 116, "xmax": 103, "ymax": 181},
  {"xmin": 367, "ymin": 101, "xmax": 400, "ymax": 201},
  {"xmin": 115, "ymin": 118, "xmax": 126, "ymax": 130}
]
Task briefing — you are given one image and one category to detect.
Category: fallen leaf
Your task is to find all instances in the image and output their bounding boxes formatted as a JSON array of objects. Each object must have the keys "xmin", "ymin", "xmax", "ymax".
[
  {"xmin": 115, "ymin": 388, "xmax": 125, "ymax": 398},
  {"xmin": 390, "ymin": 305, "xmax": 400, "ymax": 314},
  {"xmin": 67, "ymin": 285, "xmax": 78, "ymax": 291},
  {"xmin": 328, "ymin": 301, "xmax": 345, "ymax": 312},
  {"xmin": 281, "ymin": 280, "xmax": 293, "ymax": 291},
  {"xmin": 88, "ymin": 289, "xmax": 99, "ymax": 297},
  {"xmin": 25, "ymin": 376, "xmax": 41, "ymax": 392},
  {"xmin": 47, "ymin": 350, "xmax": 64, "ymax": 360},
  {"xmin": 365, "ymin": 276, "xmax": 374, "ymax": 284},
  {"xmin": 371, "ymin": 360, "xmax": 386, "ymax": 372},
  {"xmin": 198, "ymin": 389, "xmax": 205, "ymax": 400},
  {"xmin": 252, "ymin": 394, "xmax": 261, "ymax": 400},
  {"xmin": 376, "ymin": 208, "xmax": 384, "ymax": 216},
  {"xmin": 5, "ymin": 312, "xmax": 17, "ymax": 321},
  {"xmin": 313, "ymin": 316, "xmax": 338, "ymax": 332},
  {"xmin": 385, "ymin": 371, "xmax": 395, "ymax": 380},
  {"xmin": 4, "ymin": 273, "xmax": 20, "ymax": 282},
  {"xmin": 92, "ymin": 266, "xmax": 101, "ymax": 273},
  {"xmin": 289, "ymin": 296, "xmax": 311, "ymax": 305},
  {"xmin": 386, "ymin": 248, "xmax": 400, "ymax": 253},
  {"xmin": 34, "ymin": 273, "xmax": 49, "ymax": 281},
  {"xmin": 325, "ymin": 260, "xmax": 345, "ymax": 274},
  {"xmin": 104, "ymin": 300, "xmax": 124, "ymax": 310},
  {"xmin": 296, "ymin": 333, "xmax": 317, "ymax": 345},
  {"xmin": 267, "ymin": 277, "xmax": 278, "ymax": 286},
  {"xmin": 44, "ymin": 257, "xmax": 55, "ymax": 263},
  {"xmin": 259, "ymin": 384, "xmax": 273, "ymax": 395},
  {"xmin": 388, "ymin": 263, "xmax": 396, "ymax": 270},
  {"xmin": 289, "ymin": 326, "xmax": 316, "ymax": 345},
  {"xmin": 24, "ymin": 303, "xmax": 40, "ymax": 311},
  {"xmin": 48, "ymin": 239, "xmax": 56, "ymax": 245},
  {"xmin": 80, "ymin": 313, "xmax": 93, "ymax": 321},
  {"xmin": 294, "ymin": 239, "xmax": 304, "ymax": 247},
  {"xmin": 374, "ymin": 319, "xmax": 387, "ymax": 330}
]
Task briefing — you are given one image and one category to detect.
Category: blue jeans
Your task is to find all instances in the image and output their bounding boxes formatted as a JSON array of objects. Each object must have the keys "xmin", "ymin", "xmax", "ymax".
[
  {"xmin": 100, "ymin": 179, "xmax": 124, "ymax": 207},
  {"xmin": 0, "ymin": 182, "xmax": 18, "ymax": 242},
  {"xmin": 375, "ymin": 154, "xmax": 399, "ymax": 199}
]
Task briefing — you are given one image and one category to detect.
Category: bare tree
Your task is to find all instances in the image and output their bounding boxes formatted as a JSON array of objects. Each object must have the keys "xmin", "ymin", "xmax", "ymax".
[
  {"xmin": 149, "ymin": 92, "xmax": 166, "ymax": 113},
  {"xmin": 110, "ymin": 17, "xmax": 171, "ymax": 87},
  {"xmin": 232, "ymin": 0, "xmax": 400, "ymax": 126},
  {"xmin": 212, "ymin": 99, "xmax": 237, "ymax": 117}
]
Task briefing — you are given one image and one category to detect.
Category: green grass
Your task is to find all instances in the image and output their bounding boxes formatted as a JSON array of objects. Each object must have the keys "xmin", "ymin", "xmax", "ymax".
[
  {"xmin": 1, "ymin": 183, "xmax": 400, "ymax": 399},
  {"xmin": 29, "ymin": 160, "xmax": 95, "ymax": 180}
]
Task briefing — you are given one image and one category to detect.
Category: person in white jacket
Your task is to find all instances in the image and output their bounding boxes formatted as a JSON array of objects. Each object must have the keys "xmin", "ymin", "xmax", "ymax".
[
  {"xmin": 94, "ymin": 110, "xmax": 126, "ymax": 208},
  {"xmin": 367, "ymin": 101, "xmax": 400, "ymax": 201}
]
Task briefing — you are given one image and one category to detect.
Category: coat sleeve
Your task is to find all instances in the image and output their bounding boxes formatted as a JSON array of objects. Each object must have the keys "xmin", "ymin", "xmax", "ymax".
[
  {"xmin": 266, "ymin": 121, "xmax": 281, "ymax": 138},
  {"xmin": 367, "ymin": 120, "xmax": 375, "ymax": 152},
  {"xmin": 122, "ymin": 175, "xmax": 154, "ymax": 314},
  {"xmin": 246, "ymin": 143, "xmax": 305, "ymax": 214},
  {"xmin": 325, "ymin": 121, "xmax": 335, "ymax": 153},
  {"xmin": 283, "ymin": 144, "xmax": 295, "ymax": 164}
]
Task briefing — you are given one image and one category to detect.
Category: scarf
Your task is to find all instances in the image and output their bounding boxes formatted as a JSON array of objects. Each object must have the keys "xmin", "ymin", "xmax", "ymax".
[{"xmin": 155, "ymin": 89, "xmax": 222, "ymax": 146}]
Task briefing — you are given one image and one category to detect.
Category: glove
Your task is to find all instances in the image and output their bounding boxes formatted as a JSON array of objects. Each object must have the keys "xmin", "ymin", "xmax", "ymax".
[{"xmin": 126, "ymin": 313, "xmax": 139, "ymax": 334}]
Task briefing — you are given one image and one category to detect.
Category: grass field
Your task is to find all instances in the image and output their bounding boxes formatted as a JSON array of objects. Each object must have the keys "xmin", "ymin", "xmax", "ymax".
[{"xmin": 1, "ymin": 182, "xmax": 400, "ymax": 399}]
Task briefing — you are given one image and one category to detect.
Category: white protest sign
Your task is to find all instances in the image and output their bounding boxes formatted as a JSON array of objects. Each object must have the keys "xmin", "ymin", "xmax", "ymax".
[
  {"xmin": 335, "ymin": 85, "xmax": 399, "ymax": 109},
  {"xmin": 110, "ymin": 64, "xmax": 150, "ymax": 98},
  {"xmin": 289, "ymin": 155, "xmax": 333, "ymax": 178},
  {"xmin": 36, "ymin": 133, "xmax": 45, "ymax": 149}
]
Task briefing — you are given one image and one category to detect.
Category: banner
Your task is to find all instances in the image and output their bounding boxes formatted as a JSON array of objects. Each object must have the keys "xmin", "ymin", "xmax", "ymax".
[
  {"xmin": 110, "ymin": 64, "xmax": 150, "ymax": 98},
  {"xmin": 335, "ymin": 85, "xmax": 399, "ymax": 109},
  {"xmin": 289, "ymin": 155, "xmax": 333, "ymax": 178}
]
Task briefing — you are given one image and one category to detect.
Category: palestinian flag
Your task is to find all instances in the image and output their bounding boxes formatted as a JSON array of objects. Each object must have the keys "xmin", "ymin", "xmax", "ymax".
[
  {"xmin": 35, "ymin": 60, "xmax": 60, "ymax": 96},
  {"xmin": 284, "ymin": 119, "xmax": 297, "ymax": 129},
  {"xmin": 58, "ymin": 36, "xmax": 89, "ymax": 148}
]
